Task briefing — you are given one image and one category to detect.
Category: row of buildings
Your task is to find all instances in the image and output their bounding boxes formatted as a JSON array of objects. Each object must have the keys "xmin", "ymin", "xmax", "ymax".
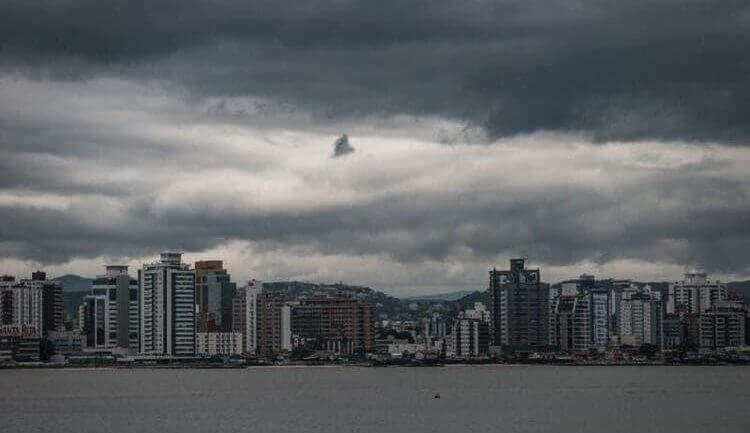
[
  {"xmin": 377, "ymin": 259, "xmax": 748, "ymax": 361},
  {"xmin": 0, "ymin": 272, "xmax": 63, "ymax": 362},
  {"xmin": 486, "ymin": 259, "xmax": 748, "ymax": 357},
  {"xmin": 76, "ymin": 253, "xmax": 375, "ymax": 360},
  {"xmin": 2, "ymin": 255, "xmax": 748, "ymax": 362},
  {"xmin": 3, "ymin": 252, "xmax": 375, "ymax": 362}
]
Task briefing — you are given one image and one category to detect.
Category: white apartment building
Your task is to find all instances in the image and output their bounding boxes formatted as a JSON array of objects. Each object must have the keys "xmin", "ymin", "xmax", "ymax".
[
  {"xmin": 0, "ymin": 277, "xmax": 43, "ymax": 335},
  {"xmin": 667, "ymin": 273, "xmax": 727, "ymax": 314},
  {"xmin": 139, "ymin": 253, "xmax": 196, "ymax": 357},
  {"xmin": 618, "ymin": 287, "xmax": 663, "ymax": 347}
]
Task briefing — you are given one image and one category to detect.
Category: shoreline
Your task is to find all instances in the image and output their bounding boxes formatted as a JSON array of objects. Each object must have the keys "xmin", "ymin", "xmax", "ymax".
[{"xmin": 3, "ymin": 360, "xmax": 749, "ymax": 369}]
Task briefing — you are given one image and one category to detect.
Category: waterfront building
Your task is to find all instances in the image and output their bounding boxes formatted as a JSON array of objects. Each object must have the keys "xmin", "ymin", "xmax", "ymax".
[
  {"xmin": 698, "ymin": 301, "xmax": 746, "ymax": 349},
  {"xmin": 290, "ymin": 292, "xmax": 375, "ymax": 355},
  {"xmin": 550, "ymin": 290, "xmax": 590, "ymax": 352},
  {"xmin": 245, "ymin": 279, "xmax": 262, "ymax": 355},
  {"xmin": 667, "ymin": 273, "xmax": 727, "ymax": 314},
  {"xmin": 488, "ymin": 259, "xmax": 550, "ymax": 351},
  {"xmin": 194, "ymin": 261, "xmax": 236, "ymax": 332},
  {"xmin": 196, "ymin": 332, "xmax": 243, "ymax": 356},
  {"xmin": 81, "ymin": 294, "xmax": 108, "ymax": 347},
  {"xmin": 256, "ymin": 289, "xmax": 289, "ymax": 359},
  {"xmin": 86, "ymin": 266, "xmax": 139, "ymax": 350},
  {"xmin": 0, "ymin": 324, "xmax": 41, "ymax": 361},
  {"xmin": 617, "ymin": 286, "xmax": 663, "ymax": 347},
  {"xmin": 549, "ymin": 279, "xmax": 610, "ymax": 353},
  {"xmin": 450, "ymin": 317, "xmax": 489, "ymax": 358},
  {"xmin": 139, "ymin": 253, "xmax": 196, "ymax": 357},
  {"xmin": 0, "ymin": 276, "xmax": 44, "ymax": 335},
  {"xmin": 25, "ymin": 272, "xmax": 63, "ymax": 337}
]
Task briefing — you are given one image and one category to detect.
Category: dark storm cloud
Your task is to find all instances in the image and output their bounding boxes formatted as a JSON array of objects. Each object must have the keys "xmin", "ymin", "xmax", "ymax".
[{"xmin": 2, "ymin": 0, "xmax": 750, "ymax": 142}]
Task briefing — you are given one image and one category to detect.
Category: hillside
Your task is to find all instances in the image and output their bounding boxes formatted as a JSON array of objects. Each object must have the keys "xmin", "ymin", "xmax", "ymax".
[
  {"xmin": 52, "ymin": 275, "xmax": 92, "ymax": 321},
  {"xmin": 52, "ymin": 274, "xmax": 92, "ymax": 292},
  {"xmin": 405, "ymin": 290, "xmax": 475, "ymax": 301},
  {"xmin": 455, "ymin": 290, "xmax": 490, "ymax": 310},
  {"xmin": 263, "ymin": 281, "xmax": 403, "ymax": 317}
]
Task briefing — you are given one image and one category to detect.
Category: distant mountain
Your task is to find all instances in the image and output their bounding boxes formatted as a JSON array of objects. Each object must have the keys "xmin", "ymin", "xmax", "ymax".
[
  {"xmin": 52, "ymin": 274, "xmax": 92, "ymax": 292},
  {"xmin": 405, "ymin": 290, "xmax": 475, "ymax": 301},
  {"xmin": 62, "ymin": 291, "xmax": 86, "ymax": 321},
  {"xmin": 52, "ymin": 275, "xmax": 92, "ymax": 322}
]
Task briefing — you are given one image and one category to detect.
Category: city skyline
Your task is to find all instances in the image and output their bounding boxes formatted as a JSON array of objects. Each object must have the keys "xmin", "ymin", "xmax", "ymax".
[{"xmin": 2, "ymin": 3, "xmax": 749, "ymax": 433}]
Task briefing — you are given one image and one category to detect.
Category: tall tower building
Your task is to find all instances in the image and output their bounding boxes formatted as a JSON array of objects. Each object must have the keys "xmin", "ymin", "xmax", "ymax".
[
  {"xmin": 256, "ymin": 289, "xmax": 288, "ymax": 360},
  {"xmin": 81, "ymin": 294, "xmax": 108, "ymax": 347},
  {"xmin": 194, "ymin": 260, "xmax": 236, "ymax": 332},
  {"xmin": 83, "ymin": 266, "xmax": 138, "ymax": 350},
  {"xmin": 618, "ymin": 286, "xmax": 663, "ymax": 347},
  {"xmin": 548, "ymin": 278, "xmax": 610, "ymax": 353},
  {"xmin": 139, "ymin": 253, "xmax": 196, "ymax": 357},
  {"xmin": 28, "ymin": 271, "xmax": 63, "ymax": 337},
  {"xmin": 243, "ymin": 279, "xmax": 262, "ymax": 355},
  {"xmin": 488, "ymin": 258, "xmax": 550, "ymax": 351}
]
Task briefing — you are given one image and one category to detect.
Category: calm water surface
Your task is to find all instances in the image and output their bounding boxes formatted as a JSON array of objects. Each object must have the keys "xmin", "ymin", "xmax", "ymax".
[{"xmin": 1, "ymin": 366, "xmax": 748, "ymax": 433}]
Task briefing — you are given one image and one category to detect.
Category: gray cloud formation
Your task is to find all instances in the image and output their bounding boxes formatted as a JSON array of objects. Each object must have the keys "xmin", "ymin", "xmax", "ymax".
[
  {"xmin": 1, "ymin": 0, "xmax": 749, "ymax": 143},
  {"xmin": 1, "ymin": 2, "xmax": 750, "ymax": 289},
  {"xmin": 333, "ymin": 134, "xmax": 355, "ymax": 157},
  {"xmin": 0, "ymin": 78, "xmax": 749, "ymax": 284}
]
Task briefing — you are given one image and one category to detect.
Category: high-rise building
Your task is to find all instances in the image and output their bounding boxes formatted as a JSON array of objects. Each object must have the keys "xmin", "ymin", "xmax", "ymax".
[
  {"xmin": 81, "ymin": 295, "xmax": 108, "ymax": 347},
  {"xmin": 256, "ymin": 290, "xmax": 289, "ymax": 359},
  {"xmin": 83, "ymin": 266, "xmax": 139, "ymax": 350},
  {"xmin": 139, "ymin": 253, "xmax": 196, "ymax": 357},
  {"xmin": 550, "ymin": 289, "xmax": 589, "ymax": 352},
  {"xmin": 231, "ymin": 291, "xmax": 246, "ymax": 340},
  {"xmin": 667, "ymin": 273, "xmax": 727, "ymax": 314},
  {"xmin": 698, "ymin": 301, "xmax": 746, "ymax": 349},
  {"xmin": 450, "ymin": 303, "xmax": 490, "ymax": 358},
  {"xmin": 35, "ymin": 274, "xmax": 63, "ymax": 337},
  {"xmin": 549, "ymin": 279, "xmax": 610, "ymax": 353},
  {"xmin": 290, "ymin": 292, "xmax": 375, "ymax": 355},
  {"xmin": 244, "ymin": 280, "xmax": 262, "ymax": 355},
  {"xmin": 617, "ymin": 286, "xmax": 663, "ymax": 347},
  {"xmin": 488, "ymin": 258, "xmax": 550, "ymax": 351},
  {"xmin": 194, "ymin": 261, "xmax": 236, "ymax": 332},
  {"xmin": 0, "ymin": 276, "xmax": 43, "ymax": 336},
  {"xmin": 451, "ymin": 318, "xmax": 489, "ymax": 358}
]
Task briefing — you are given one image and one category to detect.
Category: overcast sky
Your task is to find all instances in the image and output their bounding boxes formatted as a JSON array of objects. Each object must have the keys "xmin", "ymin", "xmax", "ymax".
[{"xmin": 1, "ymin": 1, "xmax": 749, "ymax": 295}]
